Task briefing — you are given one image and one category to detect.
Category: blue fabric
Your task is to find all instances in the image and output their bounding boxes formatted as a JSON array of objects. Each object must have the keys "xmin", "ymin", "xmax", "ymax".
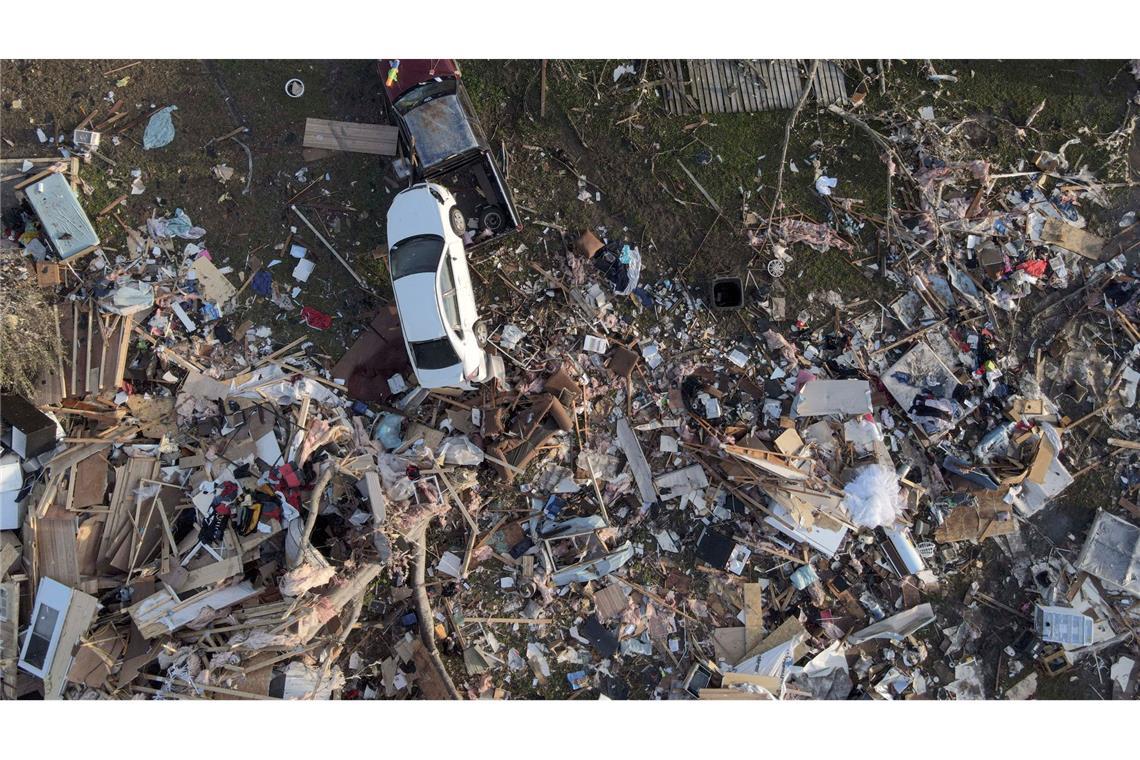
[{"xmin": 251, "ymin": 269, "xmax": 273, "ymax": 297}]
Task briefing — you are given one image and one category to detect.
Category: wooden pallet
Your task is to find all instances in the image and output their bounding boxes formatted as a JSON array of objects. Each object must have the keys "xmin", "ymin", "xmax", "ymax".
[
  {"xmin": 657, "ymin": 59, "xmax": 848, "ymax": 115},
  {"xmin": 302, "ymin": 118, "xmax": 399, "ymax": 156}
]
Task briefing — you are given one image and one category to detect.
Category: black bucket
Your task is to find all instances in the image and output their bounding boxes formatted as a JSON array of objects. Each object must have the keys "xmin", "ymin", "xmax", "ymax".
[{"xmin": 711, "ymin": 276, "xmax": 744, "ymax": 310}]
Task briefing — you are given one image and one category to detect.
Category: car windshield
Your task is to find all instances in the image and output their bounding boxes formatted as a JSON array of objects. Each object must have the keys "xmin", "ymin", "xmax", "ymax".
[
  {"xmin": 411, "ymin": 337, "xmax": 459, "ymax": 370},
  {"xmin": 390, "ymin": 235, "xmax": 444, "ymax": 279},
  {"xmin": 401, "ymin": 94, "xmax": 480, "ymax": 169},
  {"xmin": 393, "ymin": 78, "xmax": 457, "ymax": 114}
]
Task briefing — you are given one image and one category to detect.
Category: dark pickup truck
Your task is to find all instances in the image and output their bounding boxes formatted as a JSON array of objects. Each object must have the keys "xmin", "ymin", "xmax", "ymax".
[{"xmin": 380, "ymin": 59, "xmax": 521, "ymax": 248}]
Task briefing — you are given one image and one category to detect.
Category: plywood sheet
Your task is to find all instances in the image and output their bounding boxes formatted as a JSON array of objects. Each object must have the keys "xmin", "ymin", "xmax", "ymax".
[
  {"xmin": 72, "ymin": 451, "xmax": 109, "ymax": 509},
  {"xmin": 189, "ymin": 257, "xmax": 237, "ymax": 304},
  {"xmin": 39, "ymin": 518, "xmax": 80, "ymax": 587}
]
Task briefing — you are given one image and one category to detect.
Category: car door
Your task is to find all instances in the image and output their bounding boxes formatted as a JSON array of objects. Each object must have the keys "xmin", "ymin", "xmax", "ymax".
[{"xmin": 444, "ymin": 241, "xmax": 479, "ymax": 333}]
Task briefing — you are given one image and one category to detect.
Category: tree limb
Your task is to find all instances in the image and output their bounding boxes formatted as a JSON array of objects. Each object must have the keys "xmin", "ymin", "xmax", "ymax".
[
  {"xmin": 768, "ymin": 59, "xmax": 821, "ymax": 228},
  {"xmin": 411, "ymin": 523, "xmax": 462, "ymax": 700}
]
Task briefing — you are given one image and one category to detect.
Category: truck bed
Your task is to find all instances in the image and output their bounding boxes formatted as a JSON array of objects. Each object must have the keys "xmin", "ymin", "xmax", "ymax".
[{"xmin": 426, "ymin": 149, "xmax": 520, "ymax": 249}]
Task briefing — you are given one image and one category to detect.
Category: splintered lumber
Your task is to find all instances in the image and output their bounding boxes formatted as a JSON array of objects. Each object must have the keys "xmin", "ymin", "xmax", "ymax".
[
  {"xmin": 294, "ymin": 562, "xmax": 382, "ymax": 644},
  {"xmin": 128, "ymin": 582, "xmax": 260, "ymax": 639},
  {"xmin": 743, "ymin": 582, "xmax": 764, "ymax": 650},
  {"xmin": 98, "ymin": 456, "xmax": 159, "ymax": 573},
  {"xmin": 172, "ymin": 554, "xmax": 244, "ymax": 593},
  {"xmin": 56, "ymin": 305, "xmax": 136, "ymax": 400},
  {"xmin": 43, "ymin": 585, "xmax": 100, "ymax": 700},
  {"xmin": 302, "ymin": 118, "xmax": 398, "ymax": 156}
]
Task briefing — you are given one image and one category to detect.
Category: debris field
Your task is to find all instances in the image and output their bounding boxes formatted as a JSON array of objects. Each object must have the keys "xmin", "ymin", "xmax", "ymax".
[{"xmin": 1, "ymin": 58, "xmax": 1139, "ymax": 701}]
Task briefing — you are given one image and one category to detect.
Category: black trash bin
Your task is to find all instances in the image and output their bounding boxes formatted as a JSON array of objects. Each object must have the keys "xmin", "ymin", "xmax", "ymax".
[{"xmin": 711, "ymin": 276, "xmax": 744, "ymax": 310}]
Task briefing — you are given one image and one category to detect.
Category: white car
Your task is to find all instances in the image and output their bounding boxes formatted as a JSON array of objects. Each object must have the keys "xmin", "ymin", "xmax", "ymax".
[{"xmin": 386, "ymin": 182, "xmax": 496, "ymax": 389}]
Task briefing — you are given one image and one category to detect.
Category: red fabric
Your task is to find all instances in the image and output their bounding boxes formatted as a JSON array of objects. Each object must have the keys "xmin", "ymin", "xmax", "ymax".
[
  {"xmin": 1018, "ymin": 259, "xmax": 1048, "ymax": 278},
  {"xmin": 301, "ymin": 306, "xmax": 333, "ymax": 330},
  {"xmin": 379, "ymin": 58, "xmax": 460, "ymax": 100}
]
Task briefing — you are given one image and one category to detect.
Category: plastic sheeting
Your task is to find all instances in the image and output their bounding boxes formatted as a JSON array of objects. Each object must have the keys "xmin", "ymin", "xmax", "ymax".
[
  {"xmin": 439, "ymin": 435, "xmax": 484, "ymax": 466},
  {"xmin": 143, "ymin": 105, "xmax": 178, "ymax": 150},
  {"xmin": 614, "ymin": 244, "xmax": 641, "ymax": 296},
  {"xmin": 842, "ymin": 464, "xmax": 904, "ymax": 529},
  {"xmin": 147, "ymin": 208, "xmax": 205, "ymax": 240}
]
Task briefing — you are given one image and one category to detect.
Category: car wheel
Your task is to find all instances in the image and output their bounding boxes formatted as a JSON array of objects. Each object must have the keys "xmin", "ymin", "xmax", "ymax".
[
  {"xmin": 473, "ymin": 320, "xmax": 489, "ymax": 347},
  {"xmin": 478, "ymin": 205, "xmax": 505, "ymax": 233},
  {"xmin": 449, "ymin": 206, "xmax": 466, "ymax": 235}
]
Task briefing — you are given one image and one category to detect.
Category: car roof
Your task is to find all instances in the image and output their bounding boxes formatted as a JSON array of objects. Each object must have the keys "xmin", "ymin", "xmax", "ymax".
[
  {"xmin": 382, "ymin": 59, "xmax": 460, "ymax": 101},
  {"xmin": 392, "ymin": 271, "xmax": 446, "ymax": 343}
]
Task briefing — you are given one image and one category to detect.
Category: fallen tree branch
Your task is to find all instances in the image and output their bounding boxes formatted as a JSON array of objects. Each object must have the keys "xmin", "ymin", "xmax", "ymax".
[
  {"xmin": 230, "ymin": 136, "xmax": 253, "ymax": 196},
  {"xmin": 411, "ymin": 523, "xmax": 461, "ymax": 700},
  {"xmin": 293, "ymin": 465, "xmax": 333, "ymax": 569},
  {"xmin": 768, "ymin": 59, "xmax": 820, "ymax": 227},
  {"xmin": 306, "ymin": 595, "xmax": 363, "ymax": 701}
]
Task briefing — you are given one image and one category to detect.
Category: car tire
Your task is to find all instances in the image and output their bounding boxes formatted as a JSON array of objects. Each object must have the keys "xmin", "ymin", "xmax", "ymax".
[
  {"xmin": 449, "ymin": 206, "xmax": 466, "ymax": 235},
  {"xmin": 478, "ymin": 205, "xmax": 505, "ymax": 233},
  {"xmin": 473, "ymin": 320, "xmax": 489, "ymax": 347}
]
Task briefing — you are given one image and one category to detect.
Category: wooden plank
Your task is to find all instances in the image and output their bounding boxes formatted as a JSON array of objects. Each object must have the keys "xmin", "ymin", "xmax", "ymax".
[
  {"xmin": 719, "ymin": 60, "xmax": 736, "ymax": 112},
  {"xmin": 69, "ymin": 301, "xmax": 78, "ymax": 393},
  {"xmin": 173, "ymin": 554, "xmax": 243, "ymax": 593},
  {"xmin": 39, "ymin": 518, "xmax": 80, "ymax": 587},
  {"xmin": 692, "ymin": 61, "xmax": 712, "ymax": 114},
  {"xmin": 700, "ymin": 61, "xmax": 719, "ymax": 113},
  {"xmin": 721, "ymin": 672, "xmax": 782, "ymax": 692},
  {"xmin": 742, "ymin": 62, "xmax": 761, "ymax": 111},
  {"xmin": 660, "ymin": 61, "xmax": 678, "ymax": 115},
  {"xmin": 720, "ymin": 60, "xmax": 739, "ymax": 113},
  {"xmin": 699, "ymin": 687, "xmax": 768, "ymax": 700},
  {"xmin": 683, "ymin": 60, "xmax": 700, "ymax": 112},
  {"xmin": 302, "ymin": 118, "xmax": 398, "ymax": 156},
  {"xmin": 0, "ymin": 580, "xmax": 18, "ymax": 700},
  {"xmin": 708, "ymin": 61, "xmax": 726, "ymax": 113},
  {"xmin": 99, "ymin": 457, "xmax": 158, "ymax": 573},
  {"xmin": 712, "ymin": 60, "xmax": 728, "ymax": 112},
  {"xmin": 662, "ymin": 61, "xmax": 682, "ymax": 115},
  {"xmin": 83, "ymin": 298, "xmax": 94, "ymax": 397},
  {"xmin": 743, "ymin": 582, "xmax": 764, "ymax": 650},
  {"xmin": 674, "ymin": 60, "xmax": 700, "ymax": 115},
  {"xmin": 730, "ymin": 60, "xmax": 747, "ymax": 112}
]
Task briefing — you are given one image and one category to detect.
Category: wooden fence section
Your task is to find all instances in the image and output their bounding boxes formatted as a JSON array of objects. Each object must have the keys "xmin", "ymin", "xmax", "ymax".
[{"xmin": 658, "ymin": 60, "xmax": 848, "ymax": 115}]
